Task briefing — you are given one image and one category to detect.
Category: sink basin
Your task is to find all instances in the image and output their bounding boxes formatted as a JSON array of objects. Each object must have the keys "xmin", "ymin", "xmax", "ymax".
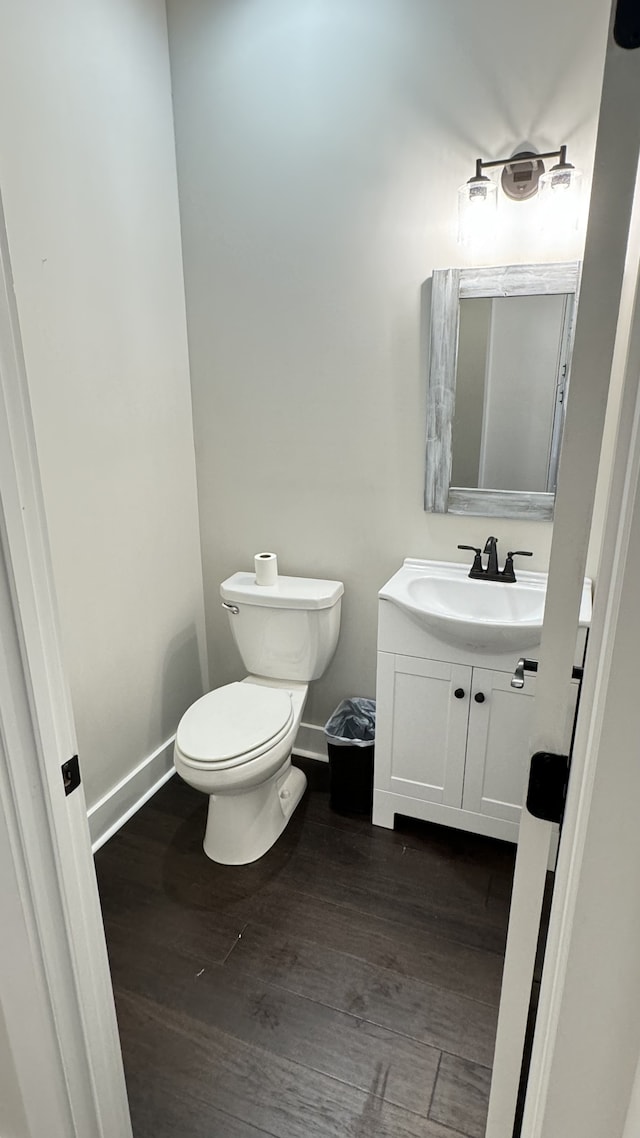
[{"xmin": 380, "ymin": 558, "xmax": 592, "ymax": 653}]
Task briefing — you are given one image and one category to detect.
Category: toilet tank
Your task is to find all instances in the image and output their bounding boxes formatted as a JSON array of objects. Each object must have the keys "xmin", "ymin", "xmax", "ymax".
[{"xmin": 220, "ymin": 572, "xmax": 344, "ymax": 681}]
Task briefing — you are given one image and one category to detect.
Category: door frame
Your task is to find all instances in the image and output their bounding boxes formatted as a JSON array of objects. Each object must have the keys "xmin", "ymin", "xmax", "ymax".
[
  {"xmin": 519, "ymin": 151, "xmax": 640, "ymax": 1137},
  {"xmin": 0, "ymin": 188, "xmax": 132, "ymax": 1137},
  {"xmin": 486, "ymin": 7, "xmax": 640, "ymax": 1133}
]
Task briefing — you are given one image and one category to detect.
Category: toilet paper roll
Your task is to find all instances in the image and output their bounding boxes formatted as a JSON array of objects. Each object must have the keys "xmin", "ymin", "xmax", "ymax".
[{"xmin": 254, "ymin": 552, "xmax": 278, "ymax": 586}]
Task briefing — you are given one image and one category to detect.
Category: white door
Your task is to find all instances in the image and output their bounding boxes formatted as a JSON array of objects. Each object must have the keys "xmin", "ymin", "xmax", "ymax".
[
  {"xmin": 486, "ymin": 12, "xmax": 640, "ymax": 1137},
  {"xmin": 0, "ymin": 192, "xmax": 132, "ymax": 1136}
]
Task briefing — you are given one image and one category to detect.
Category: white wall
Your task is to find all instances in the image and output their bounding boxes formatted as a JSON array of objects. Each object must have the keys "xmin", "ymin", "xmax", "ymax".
[
  {"xmin": 0, "ymin": 0, "xmax": 207, "ymax": 809},
  {"xmin": 167, "ymin": 0, "xmax": 609, "ymax": 733},
  {"xmin": 0, "ymin": 1007, "xmax": 28, "ymax": 1138}
]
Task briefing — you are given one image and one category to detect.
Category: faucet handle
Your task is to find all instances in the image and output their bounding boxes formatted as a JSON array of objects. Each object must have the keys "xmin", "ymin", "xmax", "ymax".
[
  {"xmin": 503, "ymin": 550, "xmax": 533, "ymax": 582},
  {"xmin": 458, "ymin": 544, "xmax": 483, "ymax": 577}
]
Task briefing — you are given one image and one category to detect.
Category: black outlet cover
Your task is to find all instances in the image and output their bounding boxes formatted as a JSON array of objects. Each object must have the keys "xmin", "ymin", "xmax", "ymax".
[
  {"xmin": 526, "ymin": 751, "xmax": 570, "ymax": 824},
  {"xmin": 62, "ymin": 754, "xmax": 81, "ymax": 796},
  {"xmin": 615, "ymin": 0, "xmax": 640, "ymax": 49}
]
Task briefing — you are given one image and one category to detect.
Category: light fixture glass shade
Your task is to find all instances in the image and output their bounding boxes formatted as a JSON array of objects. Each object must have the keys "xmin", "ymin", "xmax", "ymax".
[
  {"xmin": 537, "ymin": 164, "xmax": 583, "ymax": 232},
  {"xmin": 457, "ymin": 178, "xmax": 498, "ymax": 246}
]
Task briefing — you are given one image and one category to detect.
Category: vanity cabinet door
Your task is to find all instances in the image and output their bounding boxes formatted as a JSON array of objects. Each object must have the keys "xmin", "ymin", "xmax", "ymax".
[
  {"xmin": 462, "ymin": 669, "xmax": 537, "ymax": 825},
  {"xmin": 462, "ymin": 670, "xmax": 580, "ymax": 826},
  {"xmin": 376, "ymin": 652, "xmax": 471, "ymax": 807}
]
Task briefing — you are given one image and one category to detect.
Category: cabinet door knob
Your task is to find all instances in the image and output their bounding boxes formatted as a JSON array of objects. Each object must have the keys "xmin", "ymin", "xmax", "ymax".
[
  {"xmin": 454, "ymin": 688, "xmax": 465, "ymax": 699},
  {"xmin": 474, "ymin": 692, "xmax": 486, "ymax": 704}
]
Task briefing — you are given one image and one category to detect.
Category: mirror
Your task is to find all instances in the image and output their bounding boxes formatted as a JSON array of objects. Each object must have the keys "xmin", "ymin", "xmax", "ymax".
[{"xmin": 425, "ymin": 262, "xmax": 580, "ymax": 520}]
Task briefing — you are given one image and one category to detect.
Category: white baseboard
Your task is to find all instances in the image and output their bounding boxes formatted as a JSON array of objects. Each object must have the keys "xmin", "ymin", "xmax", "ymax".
[
  {"xmin": 88, "ymin": 735, "xmax": 176, "ymax": 853},
  {"xmin": 293, "ymin": 721, "xmax": 328, "ymax": 763}
]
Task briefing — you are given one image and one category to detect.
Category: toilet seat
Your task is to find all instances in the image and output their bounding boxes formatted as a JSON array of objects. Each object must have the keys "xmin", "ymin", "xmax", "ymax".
[{"xmin": 176, "ymin": 682, "xmax": 294, "ymax": 771}]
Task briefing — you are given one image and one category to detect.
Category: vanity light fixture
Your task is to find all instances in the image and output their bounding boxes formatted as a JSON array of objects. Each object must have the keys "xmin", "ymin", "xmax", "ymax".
[{"xmin": 457, "ymin": 146, "xmax": 582, "ymax": 244}]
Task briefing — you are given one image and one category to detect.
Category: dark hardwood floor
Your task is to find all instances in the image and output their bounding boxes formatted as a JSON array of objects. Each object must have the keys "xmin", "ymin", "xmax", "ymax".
[{"xmin": 95, "ymin": 757, "xmax": 516, "ymax": 1138}]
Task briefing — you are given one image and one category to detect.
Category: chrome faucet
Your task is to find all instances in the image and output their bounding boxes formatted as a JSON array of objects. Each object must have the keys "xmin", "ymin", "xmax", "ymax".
[{"xmin": 457, "ymin": 537, "xmax": 533, "ymax": 582}]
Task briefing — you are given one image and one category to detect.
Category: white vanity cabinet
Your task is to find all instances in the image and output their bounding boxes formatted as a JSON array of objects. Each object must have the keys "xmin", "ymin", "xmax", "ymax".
[{"xmin": 373, "ymin": 598, "xmax": 582, "ymax": 844}]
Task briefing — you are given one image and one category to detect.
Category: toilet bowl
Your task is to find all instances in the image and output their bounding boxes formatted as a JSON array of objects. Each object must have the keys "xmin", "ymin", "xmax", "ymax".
[
  {"xmin": 174, "ymin": 570, "xmax": 343, "ymax": 864},
  {"xmin": 174, "ymin": 677, "xmax": 308, "ymax": 864}
]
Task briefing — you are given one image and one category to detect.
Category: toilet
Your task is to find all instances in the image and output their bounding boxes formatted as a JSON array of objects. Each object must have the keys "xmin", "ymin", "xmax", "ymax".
[{"xmin": 174, "ymin": 570, "xmax": 344, "ymax": 864}]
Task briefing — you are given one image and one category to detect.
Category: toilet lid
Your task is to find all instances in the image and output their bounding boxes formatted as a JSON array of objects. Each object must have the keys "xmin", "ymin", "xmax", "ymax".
[{"xmin": 176, "ymin": 683, "xmax": 294, "ymax": 764}]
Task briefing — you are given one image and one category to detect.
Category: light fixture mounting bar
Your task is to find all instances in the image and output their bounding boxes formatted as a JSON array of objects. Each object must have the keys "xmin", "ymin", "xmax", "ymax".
[{"xmin": 475, "ymin": 146, "xmax": 568, "ymax": 178}]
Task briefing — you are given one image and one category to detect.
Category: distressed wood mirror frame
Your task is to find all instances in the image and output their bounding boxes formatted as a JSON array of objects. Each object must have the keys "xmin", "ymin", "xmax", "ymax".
[{"xmin": 424, "ymin": 261, "xmax": 581, "ymax": 521}]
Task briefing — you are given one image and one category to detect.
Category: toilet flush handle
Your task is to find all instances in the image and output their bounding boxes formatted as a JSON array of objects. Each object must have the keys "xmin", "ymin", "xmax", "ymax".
[{"xmin": 221, "ymin": 601, "xmax": 240, "ymax": 615}]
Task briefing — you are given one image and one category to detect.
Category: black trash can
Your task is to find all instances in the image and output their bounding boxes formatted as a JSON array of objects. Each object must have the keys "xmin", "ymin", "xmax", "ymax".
[{"xmin": 324, "ymin": 698, "xmax": 376, "ymax": 815}]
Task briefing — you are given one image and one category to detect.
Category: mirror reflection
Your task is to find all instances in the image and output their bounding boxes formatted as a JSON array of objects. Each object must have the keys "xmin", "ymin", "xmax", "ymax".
[
  {"xmin": 451, "ymin": 293, "xmax": 575, "ymax": 494},
  {"xmin": 424, "ymin": 262, "xmax": 580, "ymax": 521}
]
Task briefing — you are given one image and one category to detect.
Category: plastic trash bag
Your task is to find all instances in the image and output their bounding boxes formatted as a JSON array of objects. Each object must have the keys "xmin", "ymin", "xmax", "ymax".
[{"xmin": 324, "ymin": 698, "xmax": 376, "ymax": 748}]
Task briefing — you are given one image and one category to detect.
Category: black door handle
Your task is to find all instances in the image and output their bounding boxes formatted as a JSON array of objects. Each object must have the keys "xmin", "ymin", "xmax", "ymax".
[
  {"xmin": 454, "ymin": 688, "xmax": 465, "ymax": 699},
  {"xmin": 474, "ymin": 692, "xmax": 485, "ymax": 704}
]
